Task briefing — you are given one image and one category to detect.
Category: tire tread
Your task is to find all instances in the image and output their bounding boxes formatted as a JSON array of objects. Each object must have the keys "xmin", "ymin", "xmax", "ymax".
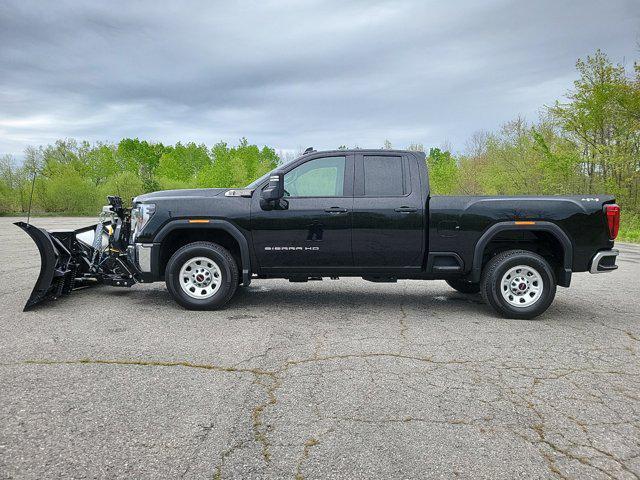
[
  {"xmin": 165, "ymin": 241, "xmax": 239, "ymax": 310},
  {"xmin": 480, "ymin": 249, "xmax": 556, "ymax": 320}
]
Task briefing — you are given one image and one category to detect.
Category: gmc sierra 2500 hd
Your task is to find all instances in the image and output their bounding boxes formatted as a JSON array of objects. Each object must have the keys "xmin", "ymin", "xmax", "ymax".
[{"xmin": 16, "ymin": 148, "xmax": 620, "ymax": 319}]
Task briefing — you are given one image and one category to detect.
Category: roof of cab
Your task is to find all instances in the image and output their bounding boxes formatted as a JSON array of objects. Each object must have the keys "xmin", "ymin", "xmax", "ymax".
[{"xmin": 299, "ymin": 148, "xmax": 425, "ymax": 157}]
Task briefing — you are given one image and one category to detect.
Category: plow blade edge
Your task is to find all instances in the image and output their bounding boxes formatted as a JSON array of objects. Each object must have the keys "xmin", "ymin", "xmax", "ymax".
[{"xmin": 14, "ymin": 222, "xmax": 94, "ymax": 311}]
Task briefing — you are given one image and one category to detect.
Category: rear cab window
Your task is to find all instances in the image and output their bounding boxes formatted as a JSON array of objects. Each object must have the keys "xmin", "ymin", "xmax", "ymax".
[{"xmin": 362, "ymin": 155, "xmax": 407, "ymax": 196}]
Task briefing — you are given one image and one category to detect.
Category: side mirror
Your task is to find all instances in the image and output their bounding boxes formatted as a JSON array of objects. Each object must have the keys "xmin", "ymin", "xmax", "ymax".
[{"xmin": 260, "ymin": 172, "xmax": 284, "ymax": 208}]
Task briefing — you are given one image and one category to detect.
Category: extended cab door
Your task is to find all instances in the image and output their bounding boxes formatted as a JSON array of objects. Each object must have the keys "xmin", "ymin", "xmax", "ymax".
[
  {"xmin": 250, "ymin": 154, "xmax": 354, "ymax": 271},
  {"xmin": 351, "ymin": 152, "xmax": 424, "ymax": 269}
]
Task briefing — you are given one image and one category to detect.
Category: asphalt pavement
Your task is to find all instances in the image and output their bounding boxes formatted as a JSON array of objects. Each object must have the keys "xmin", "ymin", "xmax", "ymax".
[{"xmin": 0, "ymin": 217, "xmax": 639, "ymax": 479}]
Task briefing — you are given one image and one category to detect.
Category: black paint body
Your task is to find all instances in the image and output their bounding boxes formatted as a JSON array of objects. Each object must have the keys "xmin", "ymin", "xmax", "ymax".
[{"xmin": 134, "ymin": 149, "xmax": 616, "ymax": 286}]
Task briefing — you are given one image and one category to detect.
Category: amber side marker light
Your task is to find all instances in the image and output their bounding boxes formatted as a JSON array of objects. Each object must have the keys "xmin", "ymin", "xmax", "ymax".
[
  {"xmin": 515, "ymin": 221, "xmax": 536, "ymax": 225},
  {"xmin": 188, "ymin": 219, "xmax": 210, "ymax": 224}
]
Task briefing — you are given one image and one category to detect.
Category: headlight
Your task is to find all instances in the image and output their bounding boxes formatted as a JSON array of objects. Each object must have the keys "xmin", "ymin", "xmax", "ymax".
[{"xmin": 130, "ymin": 203, "xmax": 156, "ymax": 243}]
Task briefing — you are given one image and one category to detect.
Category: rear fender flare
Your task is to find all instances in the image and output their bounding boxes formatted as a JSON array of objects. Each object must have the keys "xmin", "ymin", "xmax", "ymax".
[
  {"xmin": 154, "ymin": 219, "xmax": 251, "ymax": 286},
  {"xmin": 471, "ymin": 221, "xmax": 573, "ymax": 287}
]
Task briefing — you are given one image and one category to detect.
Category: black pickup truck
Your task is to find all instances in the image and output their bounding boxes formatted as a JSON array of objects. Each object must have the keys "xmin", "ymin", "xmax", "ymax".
[{"xmin": 16, "ymin": 148, "xmax": 620, "ymax": 319}]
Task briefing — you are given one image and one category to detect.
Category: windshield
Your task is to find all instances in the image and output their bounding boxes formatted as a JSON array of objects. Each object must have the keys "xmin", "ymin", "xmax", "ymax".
[
  {"xmin": 245, "ymin": 171, "xmax": 272, "ymax": 189},
  {"xmin": 244, "ymin": 155, "xmax": 300, "ymax": 189}
]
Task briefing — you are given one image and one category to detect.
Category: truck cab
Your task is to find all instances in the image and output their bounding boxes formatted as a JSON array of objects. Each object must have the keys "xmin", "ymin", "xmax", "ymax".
[{"xmin": 250, "ymin": 149, "xmax": 425, "ymax": 275}]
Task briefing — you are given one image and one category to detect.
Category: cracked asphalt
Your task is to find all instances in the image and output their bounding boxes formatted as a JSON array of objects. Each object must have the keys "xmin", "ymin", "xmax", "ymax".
[{"xmin": 0, "ymin": 217, "xmax": 639, "ymax": 480}]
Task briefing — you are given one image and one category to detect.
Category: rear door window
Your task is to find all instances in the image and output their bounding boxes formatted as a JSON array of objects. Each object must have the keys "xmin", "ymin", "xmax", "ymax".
[{"xmin": 363, "ymin": 155, "xmax": 404, "ymax": 196}]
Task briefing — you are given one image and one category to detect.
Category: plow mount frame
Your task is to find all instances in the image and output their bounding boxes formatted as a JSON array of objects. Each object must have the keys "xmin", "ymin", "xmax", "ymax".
[{"xmin": 15, "ymin": 221, "xmax": 138, "ymax": 311}]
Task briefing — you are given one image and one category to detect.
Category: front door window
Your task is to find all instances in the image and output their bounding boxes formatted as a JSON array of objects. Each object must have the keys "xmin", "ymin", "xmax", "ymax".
[{"xmin": 284, "ymin": 156, "xmax": 346, "ymax": 197}]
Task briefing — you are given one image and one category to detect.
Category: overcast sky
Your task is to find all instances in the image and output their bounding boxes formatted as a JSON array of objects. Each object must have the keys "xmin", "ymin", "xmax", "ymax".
[{"xmin": 1, "ymin": 0, "xmax": 639, "ymax": 158}]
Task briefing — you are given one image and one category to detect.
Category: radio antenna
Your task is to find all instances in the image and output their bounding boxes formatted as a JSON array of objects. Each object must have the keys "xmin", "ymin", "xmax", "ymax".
[{"xmin": 26, "ymin": 165, "xmax": 37, "ymax": 226}]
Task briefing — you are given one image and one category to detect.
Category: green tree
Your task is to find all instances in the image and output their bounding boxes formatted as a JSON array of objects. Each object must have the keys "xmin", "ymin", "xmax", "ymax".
[
  {"xmin": 116, "ymin": 138, "xmax": 165, "ymax": 191},
  {"xmin": 85, "ymin": 144, "xmax": 119, "ymax": 186},
  {"xmin": 37, "ymin": 162, "xmax": 97, "ymax": 214},
  {"xmin": 548, "ymin": 50, "xmax": 640, "ymax": 209},
  {"xmin": 195, "ymin": 142, "xmax": 242, "ymax": 187},
  {"xmin": 99, "ymin": 171, "xmax": 145, "ymax": 207},
  {"xmin": 195, "ymin": 140, "xmax": 278, "ymax": 188},
  {"xmin": 427, "ymin": 148, "xmax": 459, "ymax": 195},
  {"xmin": 0, "ymin": 155, "xmax": 19, "ymax": 213},
  {"xmin": 156, "ymin": 142, "xmax": 211, "ymax": 182}
]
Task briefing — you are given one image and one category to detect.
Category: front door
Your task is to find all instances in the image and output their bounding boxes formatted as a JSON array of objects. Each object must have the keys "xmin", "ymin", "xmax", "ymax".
[{"xmin": 251, "ymin": 154, "xmax": 354, "ymax": 272}]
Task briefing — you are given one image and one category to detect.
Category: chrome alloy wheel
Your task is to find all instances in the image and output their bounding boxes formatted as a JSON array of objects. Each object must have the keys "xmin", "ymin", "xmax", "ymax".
[
  {"xmin": 500, "ymin": 265, "xmax": 543, "ymax": 308},
  {"xmin": 179, "ymin": 256, "xmax": 222, "ymax": 299}
]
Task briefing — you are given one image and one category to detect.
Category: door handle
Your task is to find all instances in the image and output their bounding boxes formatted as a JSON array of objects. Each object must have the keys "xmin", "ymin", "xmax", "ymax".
[
  {"xmin": 324, "ymin": 207, "xmax": 348, "ymax": 213},
  {"xmin": 394, "ymin": 206, "xmax": 417, "ymax": 213}
]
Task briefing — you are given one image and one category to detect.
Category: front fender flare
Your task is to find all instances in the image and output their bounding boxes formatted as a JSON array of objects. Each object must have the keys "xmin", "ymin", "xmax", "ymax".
[
  {"xmin": 154, "ymin": 219, "xmax": 251, "ymax": 286},
  {"xmin": 470, "ymin": 221, "xmax": 573, "ymax": 287}
]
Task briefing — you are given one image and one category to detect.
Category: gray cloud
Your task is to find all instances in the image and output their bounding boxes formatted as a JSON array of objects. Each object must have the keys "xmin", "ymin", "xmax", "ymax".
[{"xmin": 1, "ymin": 0, "xmax": 638, "ymax": 157}]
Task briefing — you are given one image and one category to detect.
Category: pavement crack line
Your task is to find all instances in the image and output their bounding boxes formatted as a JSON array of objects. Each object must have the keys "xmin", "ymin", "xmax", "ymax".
[
  {"xmin": 283, "ymin": 352, "xmax": 474, "ymax": 369},
  {"xmin": 324, "ymin": 415, "xmax": 486, "ymax": 426},
  {"xmin": 294, "ymin": 428, "xmax": 334, "ymax": 480},
  {"xmin": 250, "ymin": 371, "xmax": 282, "ymax": 463},
  {"xmin": 509, "ymin": 392, "xmax": 639, "ymax": 480},
  {"xmin": 180, "ymin": 423, "xmax": 216, "ymax": 479},
  {"xmin": 20, "ymin": 358, "xmax": 273, "ymax": 376},
  {"xmin": 12, "ymin": 353, "xmax": 483, "ymax": 477},
  {"xmin": 19, "ymin": 358, "xmax": 282, "ymax": 470},
  {"xmin": 212, "ymin": 438, "xmax": 251, "ymax": 480}
]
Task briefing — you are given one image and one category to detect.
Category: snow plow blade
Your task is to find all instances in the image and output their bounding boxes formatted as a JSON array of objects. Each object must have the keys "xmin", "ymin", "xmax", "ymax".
[
  {"xmin": 15, "ymin": 198, "xmax": 139, "ymax": 311},
  {"xmin": 14, "ymin": 222, "xmax": 98, "ymax": 311}
]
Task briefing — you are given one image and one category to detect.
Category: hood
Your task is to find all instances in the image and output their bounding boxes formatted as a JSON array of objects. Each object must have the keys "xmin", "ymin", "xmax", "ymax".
[{"xmin": 135, "ymin": 188, "xmax": 228, "ymax": 203}]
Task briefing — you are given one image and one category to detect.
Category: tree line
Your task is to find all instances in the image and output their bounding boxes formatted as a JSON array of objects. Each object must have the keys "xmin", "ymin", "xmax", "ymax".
[
  {"xmin": 0, "ymin": 138, "xmax": 279, "ymax": 215},
  {"xmin": 0, "ymin": 50, "xmax": 638, "ymax": 240}
]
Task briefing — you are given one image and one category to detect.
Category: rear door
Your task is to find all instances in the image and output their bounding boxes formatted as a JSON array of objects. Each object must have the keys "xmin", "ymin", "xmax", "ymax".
[
  {"xmin": 251, "ymin": 154, "xmax": 355, "ymax": 271},
  {"xmin": 351, "ymin": 152, "xmax": 424, "ymax": 269}
]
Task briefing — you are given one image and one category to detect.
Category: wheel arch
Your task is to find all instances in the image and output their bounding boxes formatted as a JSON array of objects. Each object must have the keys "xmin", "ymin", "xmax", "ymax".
[
  {"xmin": 154, "ymin": 219, "xmax": 251, "ymax": 286},
  {"xmin": 470, "ymin": 221, "xmax": 573, "ymax": 287}
]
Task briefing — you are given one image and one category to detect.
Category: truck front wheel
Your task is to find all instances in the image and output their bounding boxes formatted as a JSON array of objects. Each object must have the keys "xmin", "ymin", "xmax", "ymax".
[
  {"xmin": 165, "ymin": 241, "xmax": 239, "ymax": 310},
  {"xmin": 480, "ymin": 249, "xmax": 556, "ymax": 320}
]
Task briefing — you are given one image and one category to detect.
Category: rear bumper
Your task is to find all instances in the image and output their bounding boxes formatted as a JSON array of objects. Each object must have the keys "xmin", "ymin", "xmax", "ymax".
[{"xmin": 589, "ymin": 249, "xmax": 619, "ymax": 274}]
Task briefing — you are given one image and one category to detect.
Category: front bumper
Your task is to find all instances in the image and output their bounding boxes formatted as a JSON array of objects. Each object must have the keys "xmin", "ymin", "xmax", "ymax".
[
  {"xmin": 128, "ymin": 243, "xmax": 159, "ymax": 282},
  {"xmin": 589, "ymin": 249, "xmax": 619, "ymax": 274},
  {"xmin": 135, "ymin": 243, "xmax": 154, "ymax": 272}
]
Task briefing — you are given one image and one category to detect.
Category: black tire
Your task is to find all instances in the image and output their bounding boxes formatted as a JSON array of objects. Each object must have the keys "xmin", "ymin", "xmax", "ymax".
[
  {"xmin": 446, "ymin": 279, "xmax": 481, "ymax": 294},
  {"xmin": 480, "ymin": 249, "xmax": 556, "ymax": 320},
  {"xmin": 165, "ymin": 241, "xmax": 239, "ymax": 310}
]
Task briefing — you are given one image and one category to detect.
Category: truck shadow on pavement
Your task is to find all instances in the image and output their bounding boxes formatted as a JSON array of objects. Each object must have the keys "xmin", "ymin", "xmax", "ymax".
[
  {"xmin": 94, "ymin": 281, "xmax": 493, "ymax": 317},
  {"xmin": 228, "ymin": 284, "xmax": 490, "ymax": 313},
  {"xmin": 22, "ymin": 281, "xmax": 568, "ymax": 321}
]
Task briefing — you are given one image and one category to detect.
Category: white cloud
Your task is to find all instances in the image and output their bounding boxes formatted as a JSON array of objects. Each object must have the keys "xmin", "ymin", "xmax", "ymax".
[{"xmin": 0, "ymin": 0, "xmax": 638, "ymax": 156}]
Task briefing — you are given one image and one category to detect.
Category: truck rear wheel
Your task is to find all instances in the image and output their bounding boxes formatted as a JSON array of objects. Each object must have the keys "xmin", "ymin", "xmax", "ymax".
[
  {"xmin": 446, "ymin": 279, "xmax": 480, "ymax": 294},
  {"xmin": 480, "ymin": 249, "xmax": 556, "ymax": 320},
  {"xmin": 165, "ymin": 241, "xmax": 238, "ymax": 310}
]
